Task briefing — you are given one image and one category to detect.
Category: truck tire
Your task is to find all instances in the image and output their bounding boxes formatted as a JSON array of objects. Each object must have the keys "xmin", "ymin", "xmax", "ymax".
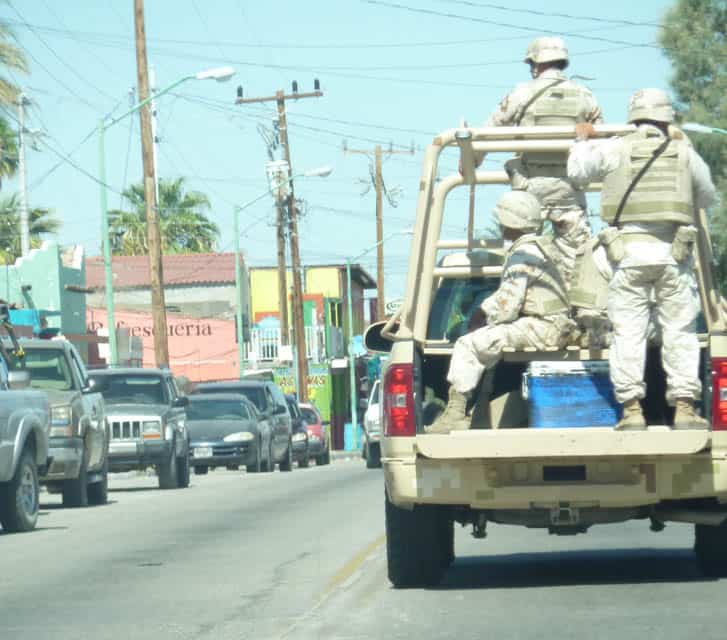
[
  {"xmin": 87, "ymin": 458, "xmax": 108, "ymax": 506},
  {"xmin": 385, "ymin": 493, "xmax": 445, "ymax": 588},
  {"xmin": 366, "ymin": 442, "xmax": 382, "ymax": 469},
  {"xmin": 298, "ymin": 455, "xmax": 310, "ymax": 469},
  {"xmin": 694, "ymin": 522, "xmax": 727, "ymax": 577},
  {"xmin": 0, "ymin": 447, "xmax": 39, "ymax": 532},
  {"xmin": 194, "ymin": 465, "xmax": 209, "ymax": 475},
  {"xmin": 158, "ymin": 440, "xmax": 178, "ymax": 490},
  {"xmin": 316, "ymin": 450, "xmax": 330, "ymax": 466},
  {"xmin": 62, "ymin": 449, "xmax": 89, "ymax": 508},
  {"xmin": 440, "ymin": 515, "xmax": 455, "ymax": 568},
  {"xmin": 262, "ymin": 441, "xmax": 274, "ymax": 473},
  {"xmin": 279, "ymin": 440, "xmax": 293, "ymax": 472},
  {"xmin": 176, "ymin": 448, "xmax": 190, "ymax": 488}
]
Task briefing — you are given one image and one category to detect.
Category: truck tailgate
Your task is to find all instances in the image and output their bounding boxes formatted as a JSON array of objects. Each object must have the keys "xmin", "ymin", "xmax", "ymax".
[{"xmin": 415, "ymin": 427, "xmax": 711, "ymax": 459}]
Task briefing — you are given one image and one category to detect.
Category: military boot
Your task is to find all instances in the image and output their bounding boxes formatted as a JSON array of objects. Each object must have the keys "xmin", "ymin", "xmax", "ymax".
[
  {"xmin": 615, "ymin": 399, "xmax": 646, "ymax": 431},
  {"xmin": 426, "ymin": 387, "xmax": 470, "ymax": 434},
  {"xmin": 673, "ymin": 398, "xmax": 709, "ymax": 430}
]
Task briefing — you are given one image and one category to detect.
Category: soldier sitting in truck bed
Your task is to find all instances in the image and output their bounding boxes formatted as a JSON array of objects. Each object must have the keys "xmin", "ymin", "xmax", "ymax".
[{"xmin": 428, "ymin": 190, "xmax": 576, "ymax": 433}]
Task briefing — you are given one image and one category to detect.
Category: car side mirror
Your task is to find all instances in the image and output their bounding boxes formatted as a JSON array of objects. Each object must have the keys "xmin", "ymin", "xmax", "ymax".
[
  {"xmin": 364, "ymin": 321, "xmax": 394, "ymax": 354},
  {"xmin": 7, "ymin": 370, "xmax": 30, "ymax": 390},
  {"xmin": 173, "ymin": 396, "xmax": 189, "ymax": 408},
  {"xmin": 274, "ymin": 404, "xmax": 287, "ymax": 415}
]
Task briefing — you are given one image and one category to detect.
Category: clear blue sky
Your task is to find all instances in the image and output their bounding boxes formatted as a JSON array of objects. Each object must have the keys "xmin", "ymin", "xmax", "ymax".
[{"xmin": 1, "ymin": 0, "xmax": 673, "ymax": 299}]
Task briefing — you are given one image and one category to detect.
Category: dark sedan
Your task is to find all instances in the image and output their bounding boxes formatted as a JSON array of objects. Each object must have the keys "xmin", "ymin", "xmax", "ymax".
[
  {"xmin": 186, "ymin": 394, "xmax": 272, "ymax": 474},
  {"xmin": 285, "ymin": 394, "xmax": 309, "ymax": 468}
]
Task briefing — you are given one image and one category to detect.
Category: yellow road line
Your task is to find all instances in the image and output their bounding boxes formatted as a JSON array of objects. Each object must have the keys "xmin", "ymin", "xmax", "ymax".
[{"xmin": 325, "ymin": 533, "xmax": 386, "ymax": 595}]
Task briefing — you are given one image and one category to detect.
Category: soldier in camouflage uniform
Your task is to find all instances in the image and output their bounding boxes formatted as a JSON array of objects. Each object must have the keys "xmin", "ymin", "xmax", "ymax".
[
  {"xmin": 568, "ymin": 88, "xmax": 716, "ymax": 430},
  {"xmin": 429, "ymin": 191, "xmax": 575, "ymax": 433},
  {"xmin": 482, "ymin": 36, "xmax": 602, "ymax": 245}
]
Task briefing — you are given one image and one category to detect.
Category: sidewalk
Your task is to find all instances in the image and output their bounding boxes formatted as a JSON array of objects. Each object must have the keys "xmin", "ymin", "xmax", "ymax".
[{"xmin": 330, "ymin": 448, "xmax": 363, "ymax": 462}]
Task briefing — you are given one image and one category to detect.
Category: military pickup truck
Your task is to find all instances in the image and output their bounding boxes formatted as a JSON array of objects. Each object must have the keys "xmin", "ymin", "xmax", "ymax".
[
  {"xmin": 368, "ymin": 124, "xmax": 727, "ymax": 588},
  {"xmin": 88, "ymin": 368, "xmax": 190, "ymax": 489},
  {"xmin": 0, "ymin": 313, "xmax": 50, "ymax": 532},
  {"xmin": 11, "ymin": 338, "xmax": 108, "ymax": 508}
]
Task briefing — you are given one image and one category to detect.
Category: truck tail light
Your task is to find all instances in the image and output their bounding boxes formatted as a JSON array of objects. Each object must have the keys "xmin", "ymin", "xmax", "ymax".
[
  {"xmin": 384, "ymin": 363, "xmax": 415, "ymax": 437},
  {"xmin": 711, "ymin": 357, "xmax": 727, "ymax": 430}
]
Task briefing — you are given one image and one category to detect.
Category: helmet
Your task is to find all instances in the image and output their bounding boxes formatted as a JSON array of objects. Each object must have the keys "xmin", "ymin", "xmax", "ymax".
[
  {"xmin": 627, "ymin": 88, "xmax": 674, "ymax": 124},
  {"xmin": 494, "ymin": 191, "xmax": 542, "ymax": 233},
  {"xmin": 524, "ymin": 37, "xmax": 569, "ymax": 67}
]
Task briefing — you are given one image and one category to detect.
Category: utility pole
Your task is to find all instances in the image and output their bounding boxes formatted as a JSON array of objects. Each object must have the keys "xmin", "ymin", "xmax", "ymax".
[
  {"xmin": 17, "ymin": 93, "xmax": 30, "ymax": 257},
  {"xmin": 344, "ymin": 143, "xmax": 413, "ymax": 320},
  {"xmin": 236, "ymin": 83, "xmax": 322, "ymax": 401},
  {"xmin": 134, "ymin": 0, "xmax": 169, "ymax": 367},
  {"xmin": 149, "ymin": 65, "xmax": 160, "ymax": 205}
]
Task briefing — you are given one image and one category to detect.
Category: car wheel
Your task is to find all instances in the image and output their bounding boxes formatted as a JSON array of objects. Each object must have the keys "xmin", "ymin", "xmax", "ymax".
[
  {"xmin": 695, "ymin": 522, "xmax": 727, "ymax": 577},
  {"xmin": 158, "ymin": 439, "xmax": 179, "ymax": 490},
  {"xmin": 62, "ymin": 447, "xmax": 89, "ymax": 508},
  {"xmin": 176, "ymin": 447, "xmax": 190, "ymax": 488},
  {"xmin": 298, "ymin": 454, "xmax": 310, "ymax": 469},
  {"xmin": 366, "ymin": 442, "xmax": 382, "ymax": 469},
  {"xmin": 246, "ymin": 439, "xmax": 262, "ymax": 473},
  {"xmin": 0, "ymin": 446, "xmax": 39, "ymax": 533},
  {"xmin": 316, "ymin": 449, "xmax": 331, "ymax": 466},
  {"xmin": 88, "ymin": 457, "xmax": 109, "ymax": 506},
  {"xmin": 194, "ymin": 465, "xmax": 209, "ymax": 475},
  {"xmin": 385, "ymin": 492, "xmax": 446, "ymax": 588},
  {"xmin": 263, "ymin": 440, "xmax": 274, "ymax": 473},
  {"xmin": 226, "ymin": 465, "xmax": 240, "ymax": 471},
  {"xmin": 279, "ymin": 440, "xmax": 293, "ymax": 472}
]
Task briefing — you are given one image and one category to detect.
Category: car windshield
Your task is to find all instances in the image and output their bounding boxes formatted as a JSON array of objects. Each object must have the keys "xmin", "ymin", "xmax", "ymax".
[
  {"xmin": 13, "ymin": 348, "xmax": 74, "ymax": 391},
  {"xmin": 94, "ymin": 375, "xmax": 167, "ymax": 405},
  {"xmin": 208, "ymin": 386, "xmax": 265, "ymax": 412},
  {"xmin": 187, "ymin": 400, "xmax": 245, "ymax": 421},
  {"xmin": 300, "ymin": 407, "xmax": 319, "ymax": 425},
  {"xmin": 427, "ymin": 276, "xmax": 500, "ymax": 342}
]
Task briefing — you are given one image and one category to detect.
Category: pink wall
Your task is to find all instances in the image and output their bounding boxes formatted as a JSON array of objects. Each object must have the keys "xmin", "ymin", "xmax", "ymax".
[{"xmin": 87, "ymin": 307, "xmax": 238, "ymax": 382}]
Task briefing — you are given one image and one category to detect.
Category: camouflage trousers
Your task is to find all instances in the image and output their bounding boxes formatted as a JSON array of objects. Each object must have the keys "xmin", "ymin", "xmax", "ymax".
[
  {"xmin": 608, "ymin": 264, "xmax": 701, "ymax": 405},
  {"xmin": 447, "ymin": 315, "xmax": 574, "ymax": 395}
]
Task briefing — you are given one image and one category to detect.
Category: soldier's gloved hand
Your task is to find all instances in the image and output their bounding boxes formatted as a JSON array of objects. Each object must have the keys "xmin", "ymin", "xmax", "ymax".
[
  {"xmin": 575, "ymin": 123, "xmax": 596, "ymax": 141},
  {"xmin": 467, "ymin": 308, "xmax": 487, "ymax": 331}
]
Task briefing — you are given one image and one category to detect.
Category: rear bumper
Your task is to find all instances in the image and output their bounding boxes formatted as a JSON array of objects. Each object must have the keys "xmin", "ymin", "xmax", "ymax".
[
  {"xmin": 306, "ymin": 437, "xmax": 327, "ymax": 457},
  {"xmin": 108, "ymin": 440, "xmax": 172, "ymax": 471},
  {"xmin": 383, "ymin": 430, "xmax": 727, "ymax": 510},
  {"xmin": 41, "ymin": 437, "xmax": 84, "ymax": 482},
  {"xmin": 189, "ymin": 442, "xmax": 254, "ymax": 468},
  {"xmin": 292, "ymin": 439, "xmax": 308, "ymax": 461}
]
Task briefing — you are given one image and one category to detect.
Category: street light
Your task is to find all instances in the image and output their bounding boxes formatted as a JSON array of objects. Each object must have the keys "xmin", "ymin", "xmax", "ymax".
[
  {"xmin": 233, "ymin": 166, "xmax": 333, "ymax": 379},
  {"xmin": 98, "ymin": 66, "xmax": 236, "ymax": 365},
  {"xmin": 682, "ymin": 122, "xmax": 727, "ymax": 136},
  {"xmin": 345, "ymin": 228, "xmax": 413, "ymax": 448}
]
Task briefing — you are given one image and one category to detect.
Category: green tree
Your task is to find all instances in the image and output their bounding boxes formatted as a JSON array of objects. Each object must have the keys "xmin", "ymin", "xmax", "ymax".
[
  {"xmin": 109, "ymin": 177, "xmax": 219, "ymax": 255},
  {"xmin": 0, "ymin": 22, "xmax": 27, "ymax": 106},
  {"xmin": 0, "ymin": 193, "xmax": 61, "ymax": 264},
  {"xmin": 0, "ymin": 116, "xmax": 18, "ymax": 188},
  {"xmin": 659, "ymin": 0, "xmax": 727, "ymax": 288}
]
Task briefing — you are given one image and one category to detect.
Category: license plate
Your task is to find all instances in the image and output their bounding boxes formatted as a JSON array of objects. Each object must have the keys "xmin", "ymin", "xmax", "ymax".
[{"xmin": 193, "ymin": 447, "xmax": 213, "ymax": 458}]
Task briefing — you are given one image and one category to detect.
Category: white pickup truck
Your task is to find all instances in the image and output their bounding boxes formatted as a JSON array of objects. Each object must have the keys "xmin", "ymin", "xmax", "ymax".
[
  {"xmin": 0, "ymin": 314, "xmax": 50, "ymax": 532},
  {"xmin": 368, "ymin": 124, "xmax": 727, "ymax": 588}
]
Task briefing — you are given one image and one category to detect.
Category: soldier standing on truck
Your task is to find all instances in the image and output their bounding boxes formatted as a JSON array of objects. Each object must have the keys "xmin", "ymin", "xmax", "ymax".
[
  {"xmin": 481, "ymin": 35, "xmax": 602, "ymax": 271},
  {"xmin": 429, "ymin": 191, "xmax": 575, "ymax": 433},
  {"xmin": 568, "ymin": 88, "xmax": 716, "ymax": 430}
]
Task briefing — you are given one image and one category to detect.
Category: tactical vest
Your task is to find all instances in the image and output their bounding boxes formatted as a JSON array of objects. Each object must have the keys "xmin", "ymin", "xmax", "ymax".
[
  {"xmin": 600, "ymin": 128, "xmax": 693, "ymax": 226},
  {"xmin": 570, "ymin": 239, "xmax": 609, "ymax": 311},
  {"xmin": 506, "ymin": 235, "xmax": 570, "ymax": 317},
  {"xmin": 518, "ymin": 78, "xmax": 592, "ymax": 173}
]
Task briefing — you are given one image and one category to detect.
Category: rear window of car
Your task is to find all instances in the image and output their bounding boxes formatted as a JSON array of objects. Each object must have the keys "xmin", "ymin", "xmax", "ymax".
[
  {"xmin": 427, "ymin": 277, "xmax": 499, "ymax": 342},
  {"xmin": 13, "ymin": 348, "xmax": 74, "ymax": 391},
  {"xmin": 300, "ymin": 407, "xmax": 319, "ymax": 425},
  {"xmin": 92, "ymin": 374, "xmax": 167, "ymax": 405},
  {"xmin": 187, "ymin": 399, "xmax": 246, "ymax": 421},
  {"xmin": 205, "ymin": 386, "xmax": 266, "ymax": 412}
]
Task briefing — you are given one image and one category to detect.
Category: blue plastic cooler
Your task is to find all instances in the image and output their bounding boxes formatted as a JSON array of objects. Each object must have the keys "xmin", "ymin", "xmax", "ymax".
[{"xmin": 523, "ymin": 361, "xmax": 621, "ymax": 428}]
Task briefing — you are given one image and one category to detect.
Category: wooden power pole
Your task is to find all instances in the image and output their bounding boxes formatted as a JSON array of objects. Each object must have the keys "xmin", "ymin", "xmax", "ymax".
[
  {"xmin": 345, "ymin": 144, "xmax": 413, "ymax": 320},
  {"xmin": 275, "ymin": 198, "xmax": 289, "ymax": 344},
  {"xmin": 236, "ymin": 85, "xmax": 322, "ymax": 401},
  {"xmin": 134, "ymin": 0, "xmax": 169, "ymax": 368}
]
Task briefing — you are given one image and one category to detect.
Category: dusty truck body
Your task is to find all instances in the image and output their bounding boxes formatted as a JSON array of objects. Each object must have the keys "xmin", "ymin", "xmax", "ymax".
[{"xmin": 370, "ymin": 124, "xmax": 727, "ymax": 588}]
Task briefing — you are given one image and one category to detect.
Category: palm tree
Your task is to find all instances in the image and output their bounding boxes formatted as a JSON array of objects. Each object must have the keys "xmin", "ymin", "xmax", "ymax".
[
  {"xmin": 0, "ymin": 22, "xmax": 27, "ymax": 106},
  {"xmin": 0, "ymin": 193, "xmax": 61, "ymax": 264},
  {"xmin": 109, "ymin": 177, "xmax": 219, "ymax": 255},
  {"xmin": 0, "ymin": 116, "xmax": 18, "ymax": 187}
]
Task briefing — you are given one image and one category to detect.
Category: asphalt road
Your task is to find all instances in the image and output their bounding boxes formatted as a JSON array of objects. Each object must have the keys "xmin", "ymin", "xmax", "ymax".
[{"xmin": 2, "ymin": 459, "xmax": 726, "ymax": 640}]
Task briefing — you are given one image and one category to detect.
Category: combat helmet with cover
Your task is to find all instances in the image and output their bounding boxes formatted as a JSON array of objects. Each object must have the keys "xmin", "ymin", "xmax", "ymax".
[
  {"xmin": 524, "ymin": 37, "xmax": 569, "ymax": 68},
  {"xmin": 493, "ymin": 191, "xmax": 542, "ymax": 233}
]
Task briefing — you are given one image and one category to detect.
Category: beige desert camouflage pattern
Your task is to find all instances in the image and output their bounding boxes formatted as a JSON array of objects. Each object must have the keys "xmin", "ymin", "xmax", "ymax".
[
  {"xmin": 568, "ymin": 114, "xmax": 716, "ymax": 406},
  {"xmin": 447, "ymin": 235, "xmax": 574, "ymax": 394}
]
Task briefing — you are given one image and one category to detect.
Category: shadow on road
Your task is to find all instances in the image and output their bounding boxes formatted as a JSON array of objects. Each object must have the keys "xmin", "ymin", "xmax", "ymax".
[
  {"xmin": 39, "ymin": 500, "xmax": 119, "ymax": 509},
  {"xmin": 436, "ymin": 548, "xmax": 712, "ymax": 589}
]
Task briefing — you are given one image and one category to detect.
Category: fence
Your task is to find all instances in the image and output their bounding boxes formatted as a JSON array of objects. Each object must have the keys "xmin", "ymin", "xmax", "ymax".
[{"xmin": 247, "ymin": 326, "xmax": 330, "ymax": 363}]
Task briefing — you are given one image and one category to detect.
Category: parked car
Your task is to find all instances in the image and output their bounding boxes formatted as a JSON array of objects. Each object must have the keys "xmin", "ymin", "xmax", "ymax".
[
  {"xmin": 285, "ymin": 394, "xmax": 309, "ymax": 468},
  {"xmin": 186, "ymin": 393, "xmax": 271, "ymax": 474},
  {"xmin": 12, "ymin": 339, "xmax": 109, "ymax": 507},
  {"xmin": 298, "ymin": 403, "xmax": 330, "ymax": 466},
  {"xmin": 362, "ymin": 379, "xmax": 382, "ymax": 468},
  {"xmin": 0, "ymin": 318, "xmax": 51, "ymax": 532},
  {"xmin": 87, "ymin": 368, "xmax": 190, "ymax": 490},
  {"xmin": 195, "ymin": 380, "xmax": 293, "ymax": 472}
]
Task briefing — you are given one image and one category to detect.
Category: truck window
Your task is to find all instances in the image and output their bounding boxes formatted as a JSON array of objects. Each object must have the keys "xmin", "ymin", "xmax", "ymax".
[
  {"xmin": 14, "ymin": 349, "xmax": 74, "ymax": 391},
  {"xmin": 427, "ymin": 277, "xmax": 499, "ymax": 342},
  {"xmin": 95, "ymin": 375, "xmax": 168, "ymax": 405}
]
